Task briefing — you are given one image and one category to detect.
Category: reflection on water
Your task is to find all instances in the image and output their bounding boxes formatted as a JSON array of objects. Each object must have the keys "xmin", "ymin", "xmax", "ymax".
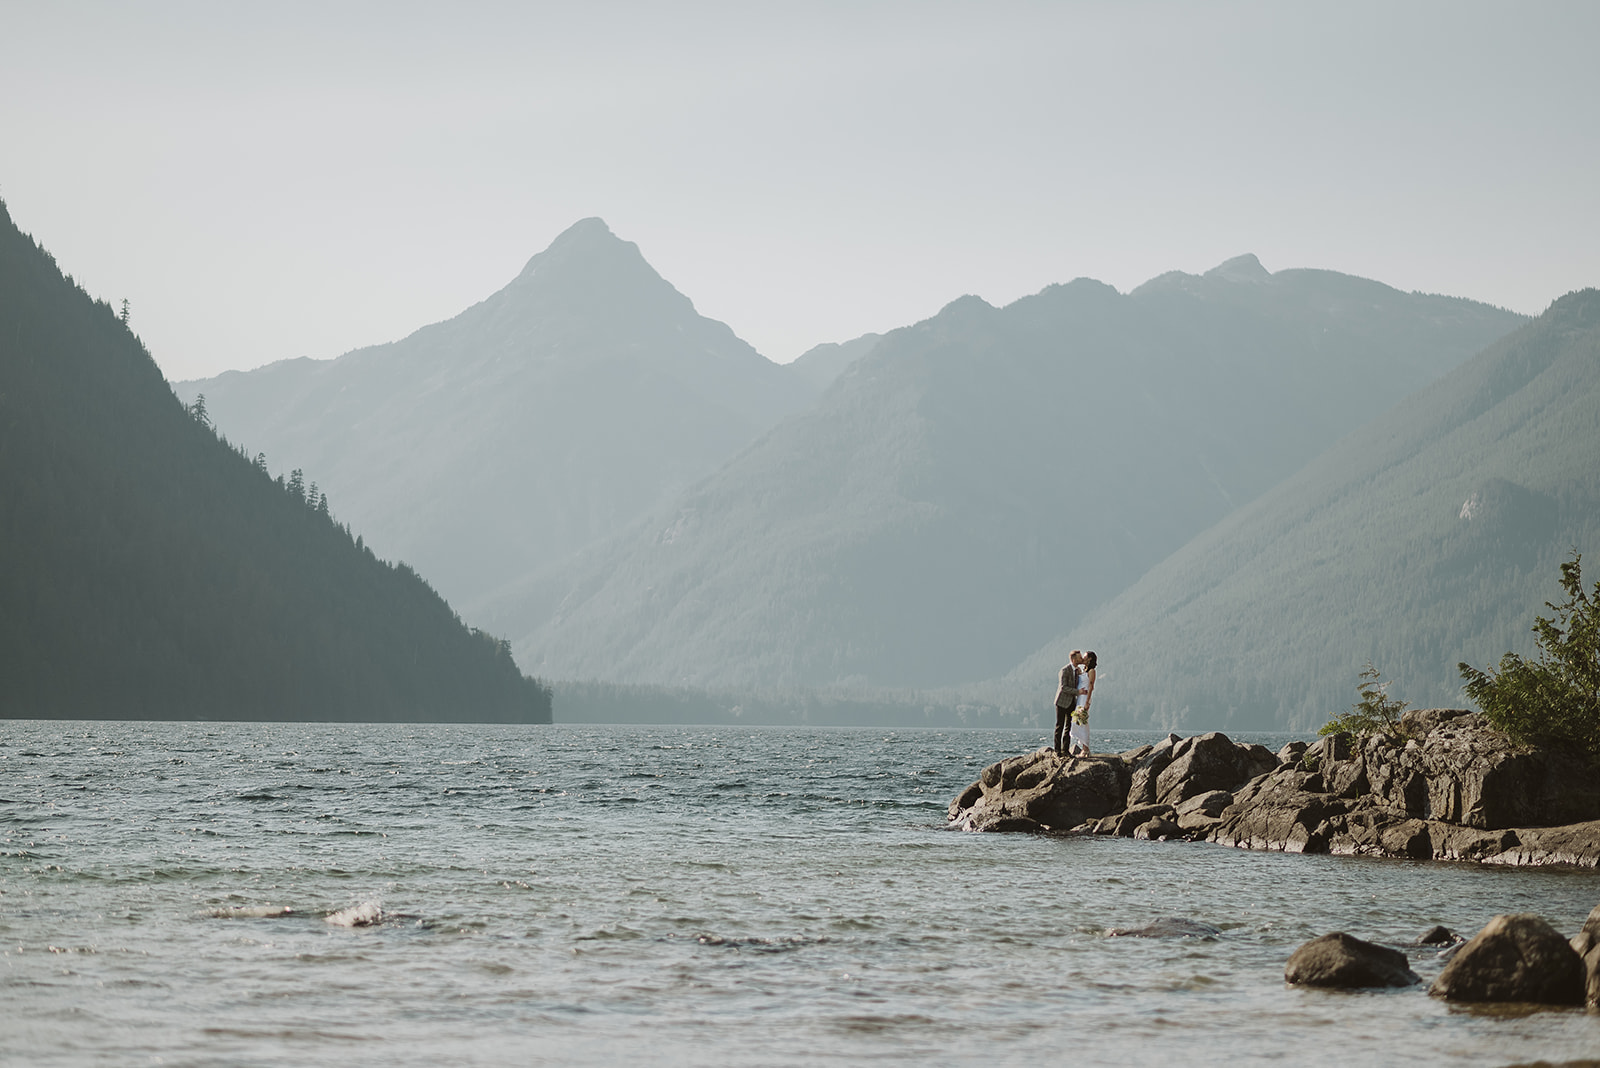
[{"xmin": 2, "ymin": 721, "xmax": 1597, "ymax": 1067}]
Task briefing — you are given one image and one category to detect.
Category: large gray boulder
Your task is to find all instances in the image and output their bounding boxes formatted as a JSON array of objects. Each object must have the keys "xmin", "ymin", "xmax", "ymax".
[
  {"xmin": 1428, "ymin": 914, "xmax": 1586, "ymax": 1004},
  {"xmin": 1284, "ymin": 932, "xmax": 1421, "ymax": 988},
  {"xmin": 1125, "ymin": 734, "xmax": 1183, "ymax": 806},
  {"xmin": 1209, "ymin": 767, "xmax": 1349, "ymax": 853},
  {"xmin": 949, "ymin": 748, "xmax": 1127, "ymax": 832},
  {"xmin": 1153, "ymin": 732, "xmax": 1277, "ymax": 807}
]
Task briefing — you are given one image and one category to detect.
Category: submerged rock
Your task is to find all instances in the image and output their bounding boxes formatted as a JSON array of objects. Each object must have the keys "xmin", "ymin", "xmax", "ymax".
[
  {"xmin": 1428, "ymin": 914, "xmax": 1585, "ymax": 1005},
  {"xmin": 1108, "ymin": 917, "xmax": 1221, "ymax": 939},
  {"xmin": 1284, "ymin": 932, "xmax": 1421, "ymax": 988}
]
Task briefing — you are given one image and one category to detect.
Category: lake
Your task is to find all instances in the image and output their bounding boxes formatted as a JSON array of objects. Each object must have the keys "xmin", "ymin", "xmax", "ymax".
[{"xmin": 3, "ymin": 721, "xmax": 1597, "ymax": 1066}]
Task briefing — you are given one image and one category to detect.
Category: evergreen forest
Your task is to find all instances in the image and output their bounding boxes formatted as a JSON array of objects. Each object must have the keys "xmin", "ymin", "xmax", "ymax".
[{"xmin": 0, "ymin": 200, "xmax": 551, "ymax": 722}]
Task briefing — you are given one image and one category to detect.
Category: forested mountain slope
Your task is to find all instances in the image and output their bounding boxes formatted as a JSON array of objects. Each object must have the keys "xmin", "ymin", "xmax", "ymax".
[
  {"xmin": 0, "ymin": 200, "xmax": 549, "ymax": 722},
  {"xmin": 179, "ymin": 219, "xmax": 812, "ymax": 609},
  {"xmin": 487, "ymin": 258, "xmax": 1522, "ymax": 690},
  {"xmin": 1004, "ymin": 290, "xmax": 1600, "ymax": 732}
]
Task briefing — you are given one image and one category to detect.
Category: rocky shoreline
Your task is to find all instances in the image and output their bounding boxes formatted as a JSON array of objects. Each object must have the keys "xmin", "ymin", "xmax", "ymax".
[{"xmin": 947, "ymin": 708, "xmax": 1600, "ymax": 868}]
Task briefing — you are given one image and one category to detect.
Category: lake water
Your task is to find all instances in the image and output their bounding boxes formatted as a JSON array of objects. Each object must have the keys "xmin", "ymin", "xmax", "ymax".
[{"xmin": 3, "ymin": 721, "xmax": 1598, "ymax": 1067}]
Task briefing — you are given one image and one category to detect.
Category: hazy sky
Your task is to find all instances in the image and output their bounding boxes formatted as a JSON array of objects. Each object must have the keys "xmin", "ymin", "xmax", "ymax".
[{"xmin": 3, "ymin": 1, "xmax": 1597, "ymax": 382}]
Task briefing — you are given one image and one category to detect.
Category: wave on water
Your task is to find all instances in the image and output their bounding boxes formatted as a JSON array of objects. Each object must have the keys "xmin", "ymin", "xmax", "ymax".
[{"xmin": 325, "ymin": 901, "xmax": 384, "ymax": 927}]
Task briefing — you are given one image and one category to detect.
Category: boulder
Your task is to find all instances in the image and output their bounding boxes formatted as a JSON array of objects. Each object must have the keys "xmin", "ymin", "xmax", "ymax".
[
  {"xmin": 1175, "ymin": 810, "xmax": 1225, "ymax": 837},
  {"xmin": 1133, "ymin": 816, "xmax": 1181, "ymax": 841},
  {"xmin": 1209, "ymin": 767, "xmax": 1347, "ymax": 853},
  {"xmin": 1153, "ymin": 732, "xmax": 1273, "ymax": 807},
  {"xmin": 1126, "ymin": 734, "xmax": 1183, "ymax": 806},
  {"xmin": 1481, "ymin": 821, "xmax": 1600, "ymax": 867},
  {"xmin": 1277, "ymin": 740, "xmax": 1308, "ymax": 766},
  {"xmin": 951, "ymin": 749, "xmax": 1127, "ymax": 832},
  {"xmin": 965, "ymin": 814, "xmax": 1046, "ymax": 834},
  {"xmin": 1569, "ymin": 902, "xmax": 1600, "ymax": 1004},
  {"xmin": 1284, "ymin": 932, "xmax": 1421, "ymax": 988},
  {"xmin": 1415, "ymin": 925, "xmax": 1459, "ymax": 946},
  {"xmin": 1584, "ymin": 943, "xmax": 1600, "ymax": 1007},
  {"xmin": 1175, "ymin": 789, "xmax": 1235, "ymax": 819},
  {"xmin": 1118, "ymin": 743, "xmax": 1155, "ymax": 767},
  {"xmin": 1329, "ymin": 811, "xmax": 1433, "ymax": 860},
  {"xmin": 1103, "ymin": 803, "xmax": 1176, "ymax": 838},
  {"xmin": 1570, "ymin": 903, "xmax": 1600, "ymax": 958},
  {"xmin": 1428, "ymin": 913, "xmax": 1586, "ymax": 1004},
  {"xmin": 948, "ymin": 781, "xmax": 983, "ymax": 821}
]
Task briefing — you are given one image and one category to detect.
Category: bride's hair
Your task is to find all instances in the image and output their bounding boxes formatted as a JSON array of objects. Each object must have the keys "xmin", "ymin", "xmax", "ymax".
[{"xmin": 1084, "ymin": 651, "xmax": 1098, "ymax": 671}]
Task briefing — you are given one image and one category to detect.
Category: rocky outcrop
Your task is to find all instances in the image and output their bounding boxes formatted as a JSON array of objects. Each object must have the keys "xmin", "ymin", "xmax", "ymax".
[
  {"xmin": 947, "ymin": 747, "xmax": 1127, "ymax": 832},
  {"xmin": 1313, "ymin": 709, "xmax": 1600, "ymax": 829},
  {"xmin": 1428, "ymin": 914, "xmax": 1586, "ymax": 1005},
  {"xmin": 1284, "ymin": 933, "xmax": 1421, "ymax": 988},
  {"xmin": 946, "ymin": 712, "xmax": 1600, "ymax": 868}
]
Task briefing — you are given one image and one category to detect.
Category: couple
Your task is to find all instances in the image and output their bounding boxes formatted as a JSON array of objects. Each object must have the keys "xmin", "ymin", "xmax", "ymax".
[{"xmin": 1053, "ymin": 649, "xmax": 1097, "ymax": 758}]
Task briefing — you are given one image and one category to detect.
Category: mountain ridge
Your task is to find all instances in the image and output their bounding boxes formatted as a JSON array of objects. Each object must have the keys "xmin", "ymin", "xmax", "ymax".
[
  {"xmin": 998, "ymin": 288, "xmax": 1600, "ymax": 732},
  {"xmin": 0, "ymin": 198, "xmax": 549, "ymax": 722},
  {"xmin": 487, "ymin": 258, "xmax": 1525, "ymax": 692}
]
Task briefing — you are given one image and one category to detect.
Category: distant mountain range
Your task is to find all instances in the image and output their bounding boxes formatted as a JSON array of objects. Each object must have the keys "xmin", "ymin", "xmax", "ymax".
[
  {"xmin": 0, "ymin": 199, "xmax": 549, "ymax": 722},
  {"xmin": 178, "ymin": 219, "xmax": 830, "ymax": 609},
  {"xmin": 1001, "ymin": 289, "xmax": 1600, "ymax": 732},
  {"xmin": 482, "ymin": 254, "xmax": 1525, "ymax": 691}
]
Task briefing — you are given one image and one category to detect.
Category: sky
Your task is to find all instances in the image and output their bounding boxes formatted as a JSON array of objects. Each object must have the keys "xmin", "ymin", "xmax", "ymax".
[{"xmin": 2, "ymin": 1, "xmax": 1597, "ymax": 383}]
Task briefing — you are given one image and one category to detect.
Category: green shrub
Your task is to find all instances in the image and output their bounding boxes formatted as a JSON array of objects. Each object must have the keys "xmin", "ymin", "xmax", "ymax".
[
  {"xmin": 1318, "ymin": 662, "xmax": 1410, "ymax": 741},
  {"xmin": 1460, "ymin": 553, "xmax": 1600, "ymax": 759}
]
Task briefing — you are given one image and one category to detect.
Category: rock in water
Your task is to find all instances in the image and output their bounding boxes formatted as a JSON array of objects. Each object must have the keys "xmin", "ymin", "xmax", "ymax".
[
  {"xmin": 1428, "ymin": 913, "xmax": 1585, "ymax": 1004},
  {"xmin": 1569, "ymin": 902, "xmax": 1600, "ymax": 957},
  {"xmin": 1572, "ymin": 903, "xmax": 1600, "ymax": 1006},
  {"xmin": 1414, "ymin": 925, "xmax": 1459, "ymax": 946},
  {"xmin": 1284, "ymin": 932, "xmax": 1421, "ymax": 988},
  {"xmin": 1108, "ymin": 918, "xmax": 1221, "ymax": 939},
  {"xmin": 949, "ymin": 748, "xmax": 1127, "ymax": 832}
]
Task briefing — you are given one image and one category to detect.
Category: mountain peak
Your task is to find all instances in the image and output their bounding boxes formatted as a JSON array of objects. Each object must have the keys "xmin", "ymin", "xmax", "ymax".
[
  {"xmin": 549, "ymin": 216, "xmax": 616, "ymax": 246},
  {"xmin": 514, "ymin": 217, "xmax": 632, "ymax": 278},
  {"xmin": 1541, "ymin": 288, "xmax": 1600, "ymax": 331},
  {"xmin": 1205, "ymin": 253, "xmax": 1270, "ymax": 283},
  {"xmin": 495, "ymin": 217, "xmax": 702, "ymax": 329}
]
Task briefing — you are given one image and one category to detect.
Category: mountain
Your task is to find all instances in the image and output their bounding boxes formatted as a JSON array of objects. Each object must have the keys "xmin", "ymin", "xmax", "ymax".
[
  {"xmin": 0, "ymin": 200, "xmax": 549, "ymax": 722},
  {"xmin": 484, "ymin": 258, "xmax": 1524, "ymax": 691},
  {"xmin": 1003, "ymin": 289, "xmax": 1600, "ymax": 732},
  {"xmin": 178, "ymin": 219, "xmax": 813, "ymax": 609},
  {"xmin": 783, "ymin": 332, "xmax": 882, "ymax": 391}
]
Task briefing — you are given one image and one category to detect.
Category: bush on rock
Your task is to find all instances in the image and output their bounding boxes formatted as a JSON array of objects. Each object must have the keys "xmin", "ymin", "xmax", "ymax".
[{"xmin": 1460, "ymin": 553, "xmax": 1600, "ymax": 761}]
